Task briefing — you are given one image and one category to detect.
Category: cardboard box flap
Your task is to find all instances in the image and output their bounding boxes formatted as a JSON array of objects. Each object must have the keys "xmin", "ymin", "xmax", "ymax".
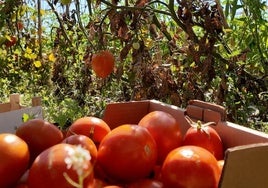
[
  {"xmin": 186, "ymin": 99, "xmax": 227, "ymax": 122},
  {"xmin": 102, "ymin": 100, "xmax": 190, "ymax": 133},
  {"xmin": 0, "ymin": 106, "xmax": 43, "ymax": 134},
  {"xmin": 214, "ymin": 121, "xmax": 268, "ymax": 149},
  {"xmin": 102, "ymin": 100, "xmax": 150, "ymax": 129},
  {"xmin": 220, "ymin": 143, "xmax": 268, "ymax": 188}
]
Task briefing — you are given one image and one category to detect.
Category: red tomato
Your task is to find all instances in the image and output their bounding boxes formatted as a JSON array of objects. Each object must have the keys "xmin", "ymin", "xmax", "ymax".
[
  {"xmin": 0, "ymin": 133, "xmax": 30, "ymax": 188},
  {"xmin": 218, "ymin": 159, "xmax": 225, "ymax": 176},
  {"xmin": 91, "ymin": 50, "xmax": 115, "ymax": 78},
  {"xmin": 16, "ymin": 119, "xmax": 64, "ymax": 164},
  {"xmin": 66, "ymin": 116, "xmax": 111, "ymax": 145},
  {"xmin": 5, "ymin": 35, "xmax": 17, "ymax": 47},
  {"xmin": 28, "ymin": 143, "xmax": 93, "ymax": 188},
  {"xmin": 62, "ymin": 134, "xmax": 98, "ymax": 162},
  {"xmin": 96, "ymin": 124, "xmax": 157, "ymax": 183},
  {"xmin": 127, "ymin": 178, "xmax": 163, "ymax": 188},
  {"xmin": 138, "ymin": 111, "xmax": 183, "ymax": 164},
  {"xmin": 161, "ymin": 145, "xmax": 221, "ymax": 188},
  {"xmin": 182, "ymin": 118, "xmax": 224, "ymax": 160}
]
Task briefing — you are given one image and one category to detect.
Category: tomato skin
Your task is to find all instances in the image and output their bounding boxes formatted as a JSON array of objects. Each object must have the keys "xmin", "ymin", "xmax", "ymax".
[
  {"xmin": 161, "ymin": 145, "xmax": 221, "ymax": 188},
  {"xmin": 5, "ymin": 36, "xmax": 17, "ymax": 47},
  {"xmin": 182, "ymin": 121, "xmax": 224, "ymax": 160},
  {"xmin": 0, "ymin": 133, "xmax": 30, "ymax": 188},
  {"xmin": 96, "ymin": 124, "xmax": 157, "ymax": 183},
  {"xmin": 16, "ymin": 119, "xmax": 64, "ymax": 164},
  {"xmin": 62, "ymin": 134, "xmax": 98, "ymax": 162},
  {"xmin": 91, "ymin": 50, "xmax": 115, "ymax": 78},
  {"xmin": 126, "ymin": 178, "xmax": 163, "ymax": 188},
  {"xmin": 28, "ymin": 143, "xmax": 93, "ymax": 188},
  {"xmin": 138, "ymin": 111, "xmax": 183, "ymax": 164},
  {"xmin": 66, "ymin": 116, "xmax": 111, "ymax": 145}
]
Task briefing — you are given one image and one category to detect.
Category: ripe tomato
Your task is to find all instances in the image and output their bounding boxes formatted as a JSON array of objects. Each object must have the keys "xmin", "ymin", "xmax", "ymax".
[
  {"xmin": 28, "ymin": 143, "xmax": 93, "ymax": 188},
  {"xmin": 16, "ymin": 119, "xmax": 64, "ymax": 164},
  {"xmin": 218, "ymin": 159, "xmax": 225, "ymax": 176},
  {"xmin": 138, "ymin": 111, "xmax": 183, "ymax": 164},
  {"xmin": 62, "ymin": 134, "xmax": 98, "ymax": 162},
  {"xmin": 91, "ymin": 50, "xmax": 115, "ymax": 78},
  {"xmin": 182, "ymin": 117, "xmax": 224, "ymax": 160},
  {"xmin": 15, "ymin": 169, "xmax": 29, "ymax": 188},
  {"xmin": 17, "ymin": 21, "xmax": 24, "ymax": 30},
  {"xmin": 5, "ymin": 35, "xmax": 17, "ymax": 47},
  {"xmin": 66, "ymin": 116, "xmax": 111, "ymax": 146},
  {"xmin": 0, "ymin": 133, "xmax": 30, "ymax": 188},
  {"xmin": 161, "ymin": 145, "xmax": 221, "ymax": 188},
  {"xmin": 96, "ymin": 124, "xmax": 157, "ymax": 183},
  {"xmin": 127, "ymin": 178, "xmax": 163, "ymax": 188}
]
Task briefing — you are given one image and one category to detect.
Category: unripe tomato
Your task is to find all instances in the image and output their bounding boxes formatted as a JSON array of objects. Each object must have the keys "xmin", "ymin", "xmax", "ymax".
[
  {"xmin": 161, "ymin": 145, "xmax": 221, "ymax": 188},
  {"xmin": 0, "ymin": 133, "xmax": 30, "ymax": 187}
]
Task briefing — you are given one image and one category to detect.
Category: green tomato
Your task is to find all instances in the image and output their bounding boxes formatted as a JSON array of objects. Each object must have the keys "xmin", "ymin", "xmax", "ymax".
[
  {"xmin": 132, "ymin": 42, "xmax": 140, "ymax": 50},
  {"xmin": 60, "ymin": 0, "xmax": 72, "ymax": 5}
]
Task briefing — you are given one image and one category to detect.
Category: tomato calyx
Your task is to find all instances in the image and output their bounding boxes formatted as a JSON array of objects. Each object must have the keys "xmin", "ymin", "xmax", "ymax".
[{"xmin": 185, "ymin": 116, "xmax": 216, "ymax": 137}]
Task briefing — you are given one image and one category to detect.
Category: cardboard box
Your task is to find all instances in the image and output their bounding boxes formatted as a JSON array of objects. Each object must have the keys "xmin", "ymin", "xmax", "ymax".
[
  {"xmin": 0, "ymin": 94, "xmax": 43, "ymax": 134},
  {"xmin": 102, "ymin": 99, "xmax": 268, "ymax": 188}
]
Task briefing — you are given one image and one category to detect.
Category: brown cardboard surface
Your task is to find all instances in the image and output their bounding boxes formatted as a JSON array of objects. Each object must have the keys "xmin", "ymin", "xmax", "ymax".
[
  {"xmin": 219, "ymin": 143, "xmax": 268, "ymax": 188},
  {"xmin": 102, "ymin": 100, "xmax": 268, "ymax": 186},
  {"xmin": 102, "ymin": 100, "xmax": 150, "ymax": 129}
]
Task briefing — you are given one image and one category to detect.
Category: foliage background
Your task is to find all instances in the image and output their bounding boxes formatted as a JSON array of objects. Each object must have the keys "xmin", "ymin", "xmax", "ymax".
[{"xmin": 0, "ymin": 0, "xmax": 267, "ymax": 131}]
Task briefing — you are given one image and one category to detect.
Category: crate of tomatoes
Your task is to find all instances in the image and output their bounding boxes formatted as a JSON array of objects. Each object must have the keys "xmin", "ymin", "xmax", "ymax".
[{"xmin": 1, "ymin": 99, "xmax": 268, "ymax": 188}]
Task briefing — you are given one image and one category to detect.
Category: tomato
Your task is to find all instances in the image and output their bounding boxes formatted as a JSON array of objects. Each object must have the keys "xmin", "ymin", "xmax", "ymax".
[
  {"xmin": 86, "ymin": 178, "xmax": 108, "ymax": 188},
  {"xmin": 17, "ymin": 21, "xmax": 24, "ymax": 30},
  {"xmin": 218, "ymin": 159, "xmax": 225, "ymax": 176},
  {"xmin": 96, "ymin": 124, "xmax": 157, "ymax": 183},
  {"xmin": 66, "ymin": 116, "xmax": 111, "ymax": 146},
  {"xmin": 0, "ymin": 133, "xmax": 30, "ymax": 188},
  {"xmin": 28, "ymin": 143, "xmax": 93, "ymax": 188},
  {"xmin": 14, "ymin": 170, "xmax": 29, "ymax": 188},
  {"xmin": 182, "ymin": 117, "xmax": 224, "ymax": 160},
  {"xmin": 161, "ymin": 145, "xmax": 221, "ymax": 188},
  {"xmin": 62, "ymin": 134, "xmax": 98, "ymax": 162},
  {"xmin": 5, "ymin": 35, "xmax": 17, "ymax": 47},
  {"xmin": 16, "ymin": 119, "xmax": 64, "ymax": 164},
  {"xmin": 60, "ymin": 0, "xmax": 72, "ymax": 5},
  {"xmin": 91, "ymin": 50, "xmax": 115, "ymax": 78},
  {"xmin": 138, "ymin": 111, "xmax": 183, "ymax": 164},
  {"xmin": 127, "ymin": 178, "xmax": 163, "ymax": 188}
]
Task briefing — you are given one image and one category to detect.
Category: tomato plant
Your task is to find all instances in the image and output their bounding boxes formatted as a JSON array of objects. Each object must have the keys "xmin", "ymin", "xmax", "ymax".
[
  {"xmin": 96, "ymin": 124, "xmax": 157, "ymax": 183},
  {"xmin": 0, "ymin": 133, "xmax": 30, "ymax": 188},
  {"xmin": 182, "ymin": 116, "xmax": 224, "ymax": 160},
  {"xmin": 138, "ymin": 111, "xmax": 183, "ymax": 164},
  {"xmin": 66, "ymin": 116, "xmax": 111, "ymax": 145},
  {"xmin": 91, "ymin": 50, "xmax": 115, "ymax": 78},
  {"xmin": 28, "ymin": 143, "xmax": 93, "ymax": 188},
  {"xmin": 15, "ymin": 119, "xmax": 64, "ymax": 164},
  {"xmin": 161, "ymin": 145, "xmax": 221, "ymax": 188},
  {"xmin": 62, "ymin": 134, "xmax": 98, "ymax": 163}
]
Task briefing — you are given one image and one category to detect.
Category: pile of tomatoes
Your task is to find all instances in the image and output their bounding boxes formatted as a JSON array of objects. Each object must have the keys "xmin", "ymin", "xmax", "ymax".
[{"xmin": 0, "ymin": 110, "xmax": 225, "ymax": 188}]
